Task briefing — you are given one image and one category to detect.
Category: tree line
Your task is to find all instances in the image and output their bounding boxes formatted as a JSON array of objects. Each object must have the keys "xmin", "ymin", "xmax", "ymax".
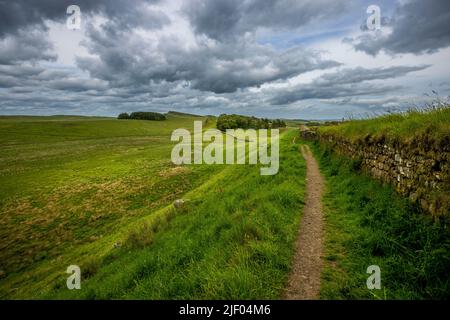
[
  {"xmin": 216, "ymin": 114, "xmax": 286, "ymax": 131},
  {"xmin": 118, "ymin": 112, "xmax": 166, "ymax": 121}
]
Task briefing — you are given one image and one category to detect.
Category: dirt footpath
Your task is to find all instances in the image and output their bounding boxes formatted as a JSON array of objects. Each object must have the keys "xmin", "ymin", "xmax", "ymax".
[{"xmin": 283, "ymin": 144, "xmax": 325, "ymax": 299}]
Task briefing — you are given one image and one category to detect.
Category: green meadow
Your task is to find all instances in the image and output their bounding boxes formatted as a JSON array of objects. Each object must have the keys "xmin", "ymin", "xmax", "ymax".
[
  {"xmin": 0, "ymin": 114, "xmax": 306, "ymax": 298},
  {"xmin": 0, "ymin": 111, "xmax": 448, "ymax": 299},
  {"xmin": 0, "ymin": 114, "xmax": 220, "ymax": 297}
]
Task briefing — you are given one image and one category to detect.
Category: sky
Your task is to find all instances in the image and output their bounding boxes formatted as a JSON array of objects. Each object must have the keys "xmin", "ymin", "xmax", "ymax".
[{"xmin": 0, "ymin": 0, "xmax": 449, "ymax": 119}]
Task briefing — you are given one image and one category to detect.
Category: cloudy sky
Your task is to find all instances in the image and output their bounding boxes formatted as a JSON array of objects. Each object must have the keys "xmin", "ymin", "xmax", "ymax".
[{"xmin": 0, "ymin": 0, "xmax": 449, "ymax": 119}]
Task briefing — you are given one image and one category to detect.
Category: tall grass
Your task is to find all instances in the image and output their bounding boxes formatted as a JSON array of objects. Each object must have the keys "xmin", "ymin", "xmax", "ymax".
[{"xmin": 319, "ymin": 104, "xmax": 450, "ymax": 143}]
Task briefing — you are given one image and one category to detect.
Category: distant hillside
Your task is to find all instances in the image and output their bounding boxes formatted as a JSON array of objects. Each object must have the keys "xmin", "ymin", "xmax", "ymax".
[
  {"xmin": 0, "ymin": 115, "xmax": 113, "ymax": 122},
  {"xmin": 284, "ymin": 119, "xmax": 311, "ymax": 127}
]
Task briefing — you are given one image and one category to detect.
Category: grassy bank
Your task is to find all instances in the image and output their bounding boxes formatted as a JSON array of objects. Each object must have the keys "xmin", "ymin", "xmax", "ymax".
[
  {"xmin": 318, "ymin": 106, "xmax": 450, "ymax": 144},
  {"xmin": 311, "ymin": 142, "xmax": 449, "ymax": 299}
]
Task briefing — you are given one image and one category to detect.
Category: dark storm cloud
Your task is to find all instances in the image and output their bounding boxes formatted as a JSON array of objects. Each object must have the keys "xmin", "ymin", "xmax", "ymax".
[
  {"xmin": 77, "ymin": 21, "xmax": 341, "ymax": 93},
  {"xmin": 183, "ymin": 0, "xmax": 352, "ymax": 40},
  {"xmin": 347, "ymin": 0, "xmax": 450, "ymax": 55},
  {"xmin": 0, "ymin": 0, "xmax": 169, "ymax": 66},
  {"xmin": 0, "ymin": 27, "xmax": 56, "ymax": 64},
  {"xmin": 187, "ymin": 46, "xmax": 341, "ymax": 93},
  {"xmin": 318, "ymin": 65, "xmax": 430, "ymax": 84},
  {"xmin": 0, "ymin": 58, "xmax": 109, "ymax": 93},
  {"xmin": 0, "ymin": 0, "xmax": 167, "ymax": 37},
  {"xmin": 269, "ymin": 83, "xmax": 402, "ymax": 105},
  {"xmin": 0, "ymin": 64, "xmax": 44, "ymax": 77},
  {"xmin": 269, "ymin": 65, "xmax": 429, "ymax": 105},
  {"xmin": 48, "ymin": 78, "xmax": 108, "ymax": 92},
  {"xmin": 60, "ymin": 0, "xmax": 346, "ymax": 94},
  {"xmin": 0, "ymin": 76, "xmax": 20, "ymax": 87}
]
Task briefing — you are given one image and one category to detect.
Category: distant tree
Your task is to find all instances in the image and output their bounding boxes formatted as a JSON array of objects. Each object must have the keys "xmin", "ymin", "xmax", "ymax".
[
  {"xmin": 128, "ymin": 112, "xmax": 166, "ymax": 121},
  {"xmin": 118, "ymin": 113, "xmax": 130, "ymax": 119},
  {"xmin": 271, "ymin": 119, "xmax": 286, "ymax": 128},
  {"xmin": 216, "ymin": 114, "xmax": 285, "ymax": 131}
]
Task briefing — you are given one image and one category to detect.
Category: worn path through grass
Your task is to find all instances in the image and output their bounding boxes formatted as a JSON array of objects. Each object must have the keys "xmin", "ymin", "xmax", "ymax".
[{"xmin": 284, "ymin": 144, "xmax": 325, "ymax": 299}]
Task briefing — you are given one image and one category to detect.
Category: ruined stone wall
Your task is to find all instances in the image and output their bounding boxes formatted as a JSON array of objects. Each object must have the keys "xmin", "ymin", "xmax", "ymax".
[{"xmin": 311, "ymin": 131, "xmax": 450, "ymax": 217}]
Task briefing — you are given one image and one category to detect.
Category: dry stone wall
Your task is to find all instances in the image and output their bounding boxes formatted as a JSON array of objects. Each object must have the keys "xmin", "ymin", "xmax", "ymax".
[{"xmin": 304, "ymin": 128, "xmax": 449, "ymax": 217}]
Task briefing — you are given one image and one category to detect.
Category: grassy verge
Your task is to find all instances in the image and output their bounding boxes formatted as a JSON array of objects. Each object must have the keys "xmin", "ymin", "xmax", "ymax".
[
  {"xmin": 310, "ymin": 142, "xmax": 449, "ymax": 299},
  {"xmin": 318, "ymin": 106, "xmax": 450, "ymax": 144}
]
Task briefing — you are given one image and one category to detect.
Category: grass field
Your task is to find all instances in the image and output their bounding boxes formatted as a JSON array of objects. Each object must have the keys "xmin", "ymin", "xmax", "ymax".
[
  {"xmin": 1, "ymin": 112, "xmax": 448, "ymax": 299},
  {"xmin": 0, "ymin": 114, "xmax": 223, "ymax": 297},
  {"xmin": 0, "ymin": 115, "xmax": 306, "ymax": 299}
]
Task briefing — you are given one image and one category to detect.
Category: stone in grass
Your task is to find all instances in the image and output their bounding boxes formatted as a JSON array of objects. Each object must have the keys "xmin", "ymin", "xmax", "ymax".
[
  {"xmin": 113, "ymin": 241, "xmax": 122, "ymax": 248},
  {"xmin": 173, "ymin": 199, "xmax": 185, "ymax": 209},
  {"xmin": 0, "ymin": 270, "xmax": 5, "ymax": 279}
]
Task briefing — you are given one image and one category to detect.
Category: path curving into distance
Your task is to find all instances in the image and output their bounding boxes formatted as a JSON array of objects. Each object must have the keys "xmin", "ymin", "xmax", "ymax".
[{"xmin": 283, "ymin": 144, "xmax": 325, "ymax": 299}]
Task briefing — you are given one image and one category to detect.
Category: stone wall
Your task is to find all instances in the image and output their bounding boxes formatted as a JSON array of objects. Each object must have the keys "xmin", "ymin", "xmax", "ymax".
[
  {"xmin": 299, "ymin": 125, "xmax": 318, "ymax": 140},
  {"xmin": 308, "ymin": 130, "xmax": 450, "ymax": 217}
]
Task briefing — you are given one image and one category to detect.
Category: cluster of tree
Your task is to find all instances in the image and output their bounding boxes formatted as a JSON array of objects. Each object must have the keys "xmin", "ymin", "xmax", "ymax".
[
  {"xmin": 117, "ymin": 112, "xmax": 166, "ymax": 121},
  {"xmin": 216, "ymin": 114, "xmax": 286, "ymax": 131}
]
